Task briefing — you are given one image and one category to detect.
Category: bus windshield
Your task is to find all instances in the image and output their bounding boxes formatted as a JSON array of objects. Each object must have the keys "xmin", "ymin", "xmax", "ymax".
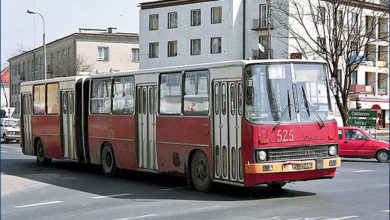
[{"xmin": 245, "ymin": 63, "xmax": 332, "ymax": 124}]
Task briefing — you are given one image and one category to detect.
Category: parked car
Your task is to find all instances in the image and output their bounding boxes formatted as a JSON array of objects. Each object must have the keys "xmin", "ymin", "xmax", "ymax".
[
  {"xmin": 337, "ymin": 127, "xmax": 389, "ymax": 162},
  {"xmin": 1, "ymin": 118, "xmax": 20, "ymax": 143}
]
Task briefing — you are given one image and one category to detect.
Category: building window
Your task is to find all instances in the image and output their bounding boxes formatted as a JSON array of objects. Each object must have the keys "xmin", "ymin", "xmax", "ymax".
[
  {"xmin": 63, "ymin": 49, "xmax": 67, "ymax": 63},
  {"xmin": 68, "ymin": 48, "xmax": 71, "ymax": 59},
  {"xmin": 17, "ymin": 64, "xmax": 20, "ymax": 75},
  {"xmin": 211, "ymin": 7, "xmax": 222, "ymax": 24},
  {"xmin": 337, "ymin": 69, "xmax": 342, "ymax": 82},
  {"xmin": 39, "ymin": 57, "xmax": 42, "ymax": 70},
  {"xmin": 168, "ymin": 41, "xmax": 178, "ymax": 57},
  {"xmin": 97, "ymin": 47, "xmax": 109, "ymax": 61},
  {"xmin": 190, "ymin": 39, "xmax": 201, "ymax": 55},
  {"xmin": 22, "ymin": 62, "xmax": 25, "ymax": 74},
  {"xmin": 259, "ymin": 4, "xmax": 269, "ymax": 28},
  {"xmin": 191, "ymin": 9, "xmax": 201, "ymax": 26},
  {"xmin": 351, "ymin": 13, "xmax": 358, "ymax": 34},
  {"xmin": 132, "ymin": 48, "xmax": 139, "ymax": 62},
  {"xmin": 211, "ymin": 37, "xmax": 222, "ymax": 54},
  {"xmin": 57, "ymin": 51, "xmax": 61, "ymax": 64},
  {"xmin": 259, "ymin": 35, "xmax": 268, "ymax": 51},
  {"xmin": 351, "ymin": 71, "xmax": 357, "ymax": 85},
  {"xmin": 317, "ymin": 37, "xmax": 326, "ymax": 53},
  {"xmin": 149, "ymin": 14, "xmax": 159, "ymax": 30},
  {"xmin": 168, "ymin": 12, "xmax": 178, "ymax": 29},
  {"xmin": 149, "ymin": 42, "xmax": 159, "ymax": 58},
  {"xmin": 317, "ymin": 7, "xmax": 325, "ymax": 24}
]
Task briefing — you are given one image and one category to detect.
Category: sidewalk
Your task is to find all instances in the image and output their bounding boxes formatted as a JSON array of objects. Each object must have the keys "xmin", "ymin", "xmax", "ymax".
[{"xmin": 364, "ymin": 128, "xmax": 389, "ymax": 137}]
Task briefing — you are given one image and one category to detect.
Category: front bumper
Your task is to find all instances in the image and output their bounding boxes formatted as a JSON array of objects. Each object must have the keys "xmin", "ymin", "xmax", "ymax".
[{"xmin": 245, "ymin": 157, "xmax": 341, "ymax": 174}]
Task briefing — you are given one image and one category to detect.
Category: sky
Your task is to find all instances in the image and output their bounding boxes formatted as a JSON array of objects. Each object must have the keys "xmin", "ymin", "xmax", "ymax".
[{"xmin": 1, "ymin": 0, "xmax": 145, "ymax": 69}]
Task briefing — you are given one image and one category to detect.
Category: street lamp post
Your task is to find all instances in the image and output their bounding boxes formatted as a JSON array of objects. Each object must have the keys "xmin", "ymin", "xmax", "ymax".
[
  {"xmin": 27, "ymin": 10, "xmax": 46, "ymax": 80},
  {"xmin": 267, "ymin": 0, "xmax": 271, "ymax": 59}
]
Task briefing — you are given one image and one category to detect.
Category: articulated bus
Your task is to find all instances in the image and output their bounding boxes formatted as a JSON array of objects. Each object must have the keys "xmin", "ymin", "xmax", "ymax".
[{"xmin": 20, "ymin": 60, "xmax": 341, "ymax": 192}]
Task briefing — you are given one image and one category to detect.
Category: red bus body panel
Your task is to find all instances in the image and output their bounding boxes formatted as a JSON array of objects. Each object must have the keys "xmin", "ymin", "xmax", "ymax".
[
  {"xmin": 88, "ymin": 115, "xmax": 136, "ymax": 170},
  {"xmin": 31, "ymin": 115, "xmax": 62, "ymax": 159}
]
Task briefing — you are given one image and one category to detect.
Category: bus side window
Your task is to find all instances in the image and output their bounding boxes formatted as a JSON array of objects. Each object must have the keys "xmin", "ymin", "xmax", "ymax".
[
  {"xmin": 238, "ymin": 83, "xmax": 243, "ymax": 116},
  {"xmin": 159, "ymin": 72, "xmax": 182, "ymax": 114},
  {"xmin": 215, "ymin": 84, "xmax": 219, "ymax": 115},
  {"xmin": 113, "ymin": 76, "xmax": 135, "ymax": 115},
  {"xmin": 230, "ymin": 84, "xmax": 236, "ymax": 115},
  {"xmin": 33, "ymin": 85, "xmax": 46, "ymax": 115},
  {"xmin": 183, "ymin": 70, "xmax": 209, "ymax": 115},
  {"xmin": 91, "ymin": 78, "xmax": 112, "ymax": 114},
  {"xmin": 222, "ymin": 83, "xmax": 226, "ymax": 115}
]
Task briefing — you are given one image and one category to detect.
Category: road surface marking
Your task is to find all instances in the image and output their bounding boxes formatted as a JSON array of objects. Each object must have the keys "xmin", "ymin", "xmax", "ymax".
[
  {"xmin": 91, "ymin": 193, "xmax": 133, "ymax": 199},
  {"xmin": 352, "ymin": 170, "xmax": 373, "ymax": 173},
  {"xmin": 160, "ymin": 187, "xmax": 185, "ymax": 191},
  {"xmin": 116, "ymin": 214, "xmax": 158, "ymax": 220},
  {"xmin": 324, "ymin": 216, "xmax": 359, "ymax": 220},
  {"xmin": 382, "ymin": 210, "xmax": 389, "ymax": 213},
  {"xmin": 1, "ymin": 151, "xmax": 7, "ymax": 153},
  {"xmin": 2, "ymin": 145, "xmax": 20, "ymax": 150},
  {"xmin": 15, "ymin": 201, "xmax": 64, "ymax": 208}
]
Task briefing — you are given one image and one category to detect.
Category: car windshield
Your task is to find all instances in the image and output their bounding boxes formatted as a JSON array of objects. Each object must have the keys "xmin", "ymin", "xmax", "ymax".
[
  {"xmin": 360, "ymin": 129, "xmax": 375, "ymax": 139},
  {"xmin": 3, "ymin": 120, "xmax": 19, "ymax": 127},
  {"xmin": 244, "ymin": 63, "xmax": 332, "ymax": 124}
]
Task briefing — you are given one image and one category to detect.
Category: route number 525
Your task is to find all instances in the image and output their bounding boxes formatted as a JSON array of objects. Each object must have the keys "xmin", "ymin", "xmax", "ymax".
[{"xmin": 277, "ymin": 130, "xmax": 294, "ymax": 142}]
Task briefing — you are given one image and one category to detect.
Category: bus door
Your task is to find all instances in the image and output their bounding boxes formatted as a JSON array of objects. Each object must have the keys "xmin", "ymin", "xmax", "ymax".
[
  {"xmin": 21, "ymin": 93, "xmax": 34, "ymax": 155},
  {"xmin": 213, "ymin": 81, "xmax": 244, "ymax": 183},
  {"xmin": 137, "ymin": 85, "xmax": 158, "ymax": 170},
  {"xmin": 61, "ymin": 90, "xmax": 77, "ymax": 160}
]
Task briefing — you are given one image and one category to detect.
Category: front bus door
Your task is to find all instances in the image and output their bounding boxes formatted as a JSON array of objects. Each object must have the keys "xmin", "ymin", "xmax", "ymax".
[
  {"xmin": 22, "ymin": 93, "xmax": 34, "ymax": 155},
  {"xmin": 61, "ymin": 90, "xmax": 77, "ymax": 160},
  {"xmin": 137, "ymin": 85, "xmax": 158, "ymax": 170},
  {"xmin": 213, "ymin": 80, "xmax": 244, "ymax": 183}
]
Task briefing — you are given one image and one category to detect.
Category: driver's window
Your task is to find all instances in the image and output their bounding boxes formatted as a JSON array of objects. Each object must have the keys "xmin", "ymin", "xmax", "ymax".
[{"xmin": 345, "ymin": 129, "xmax": 367, "ymax": 140}]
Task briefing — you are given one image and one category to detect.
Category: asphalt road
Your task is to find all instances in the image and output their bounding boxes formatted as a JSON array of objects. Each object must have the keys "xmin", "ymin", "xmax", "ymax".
[{"xmin": 1, "ymin": 142, "xmax": 389, "ymax": 220}]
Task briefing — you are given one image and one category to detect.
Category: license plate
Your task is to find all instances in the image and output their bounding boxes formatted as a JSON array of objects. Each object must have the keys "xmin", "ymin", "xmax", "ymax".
[{"xmin": 292, "ymin": 162, "xmax": 313, "ymax": 170}]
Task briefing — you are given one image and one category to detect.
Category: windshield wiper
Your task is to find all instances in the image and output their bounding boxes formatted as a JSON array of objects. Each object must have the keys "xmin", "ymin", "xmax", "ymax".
[
  {"xmin": 301, "ymin": 86, "xmax": 325, "ymax": 128},
  {"xmin": 273, "ymin": 90, "xmax": 292, "ymax": 130}
]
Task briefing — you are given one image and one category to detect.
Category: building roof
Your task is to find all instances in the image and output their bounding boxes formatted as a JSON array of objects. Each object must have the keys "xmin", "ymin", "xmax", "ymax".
[
  {"xmin": 8, "ymin": 29, "xmax": 139, "ymax": 62},
  {"xmin": 1, "ymin": 67, "xmax": 10, "ymax": 84},
  {"xmin": 139, "ymin": 0, "xmax": 216, "ymax": 9}
]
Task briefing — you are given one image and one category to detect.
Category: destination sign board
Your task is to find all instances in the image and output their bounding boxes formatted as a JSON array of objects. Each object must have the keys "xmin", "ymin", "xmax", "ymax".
[
  {"xmin": 347, "ymin": 110, "xmax": 377, "ymax": 118},
  {"xmin": 346, "ymin": 119, "xmax": 376, "ymax": 127}
]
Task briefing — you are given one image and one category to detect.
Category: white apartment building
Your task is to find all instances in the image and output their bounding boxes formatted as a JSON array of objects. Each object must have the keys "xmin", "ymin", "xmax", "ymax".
[
  {"xmin": 9, "ymin": 28, "xmax": 140, "ymax": 117},
  {"xmin": 139, "ymin": 0, "xmax": 389, "ymax": 127}
]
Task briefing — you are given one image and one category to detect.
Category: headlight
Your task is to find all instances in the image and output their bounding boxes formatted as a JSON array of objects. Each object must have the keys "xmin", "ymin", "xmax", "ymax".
[
  {"xmin": 328, "ymin": 145, "xmax": 337, "ymax": 156},
  {"xmin": 256, "ymin": 150, "xmax": 267, "ymax": 162}
]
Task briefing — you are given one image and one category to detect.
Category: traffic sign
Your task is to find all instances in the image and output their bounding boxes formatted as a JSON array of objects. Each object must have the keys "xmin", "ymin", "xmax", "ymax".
[
  {"xmin": 347, "ymin": 110, "xmax": 377, "ymax": 118},
  {"xmin": 346, "ymin": 119, "xmax": 376, "ymax": 127}
]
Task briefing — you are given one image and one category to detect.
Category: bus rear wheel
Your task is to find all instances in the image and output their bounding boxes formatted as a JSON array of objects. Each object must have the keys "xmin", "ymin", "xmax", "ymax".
[
  {"xmin": 101, "ymin": 143, "xmax": 117, "ymax": 177},
  {"xmin": 36, "ymin": 139, "xmax": 51, "ymax": 165},
  {"xmin": 191, "ymin": 151, "xmax": 213, "ymax": 192},
  {"xmin": 267, "ymin": 182, "xmax": 287, "ymax": 190}
]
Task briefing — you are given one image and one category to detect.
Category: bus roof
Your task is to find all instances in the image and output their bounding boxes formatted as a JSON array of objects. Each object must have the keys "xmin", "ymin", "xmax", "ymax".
[{"xmin": 20, "ymin": 59, "xmax": 327, "ymax": 84}]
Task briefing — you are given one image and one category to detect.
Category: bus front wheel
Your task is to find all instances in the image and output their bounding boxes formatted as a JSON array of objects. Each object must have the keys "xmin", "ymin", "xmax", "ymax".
[
  {"xmin": 191, "ymin": 151, "xmax": 213, "ymax": 192},
  {"xmin": 36, "ymin": 139, "xmax": 51, "ymax": 165},
  {"xmin": 101, "ymin": 143, "xmax": 117, "ymax": 177}
]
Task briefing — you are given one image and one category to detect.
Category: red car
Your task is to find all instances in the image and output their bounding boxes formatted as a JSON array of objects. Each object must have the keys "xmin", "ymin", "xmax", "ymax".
[{"xmin": 337, "ymin": 127, "xmax": 389, "ymax": 162}]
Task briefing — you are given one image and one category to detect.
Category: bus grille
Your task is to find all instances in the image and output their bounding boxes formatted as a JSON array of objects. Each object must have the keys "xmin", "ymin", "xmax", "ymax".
[{"xmin": 267, "ymin": 145, "xmax": 329, "ymax": 161}]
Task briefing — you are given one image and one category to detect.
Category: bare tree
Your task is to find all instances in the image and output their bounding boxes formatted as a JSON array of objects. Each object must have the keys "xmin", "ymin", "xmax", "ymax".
[
  {"xmin": 52, "ymin": 55, "xmax": 92, "ymax": 78},
  {"xmin": 273, "ymin": 0, "xmax": 389, "ymax": 125}
]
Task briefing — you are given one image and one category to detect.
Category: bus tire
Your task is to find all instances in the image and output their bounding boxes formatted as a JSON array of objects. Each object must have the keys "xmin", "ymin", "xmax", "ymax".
[
  {"xmin": 3, "ymin": 134, "xmax": 8, "ymax": 143},
  {"xmin": 267, "ymin": 182, "xmax": 286, "ymax": 190},
  {"xmin": 101, "ymin": 143, "xmax": 117, "ymax": 177},
  {"xmin": 190, "ymin": 150, "xmax": 213, "ymax": 192},
  {"xmin": 36, "ymin": 139, "xmax": 51, "ymax": 165},
  {"xmin": 376, "ymin": 150, "xmax": 389, "ymax": 163}
]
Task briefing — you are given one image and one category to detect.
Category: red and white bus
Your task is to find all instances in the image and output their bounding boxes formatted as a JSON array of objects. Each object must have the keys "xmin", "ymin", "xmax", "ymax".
[{"xmin": 20, "ymin": 60, "xmax": 341, "ymax": 192}]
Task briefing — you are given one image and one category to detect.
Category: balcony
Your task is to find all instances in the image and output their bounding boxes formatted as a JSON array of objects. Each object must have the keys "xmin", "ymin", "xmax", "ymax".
[
  {"xmin": 252, "ymin": 49, "xmax": 273, "ymax": 59},
  {"xmin": 252, "ymin": 18, "xmax": 274, "ymax": 31},
  {"xmin": 349, "ymin": 85, "xmax": 373, "ymax": 94}
]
